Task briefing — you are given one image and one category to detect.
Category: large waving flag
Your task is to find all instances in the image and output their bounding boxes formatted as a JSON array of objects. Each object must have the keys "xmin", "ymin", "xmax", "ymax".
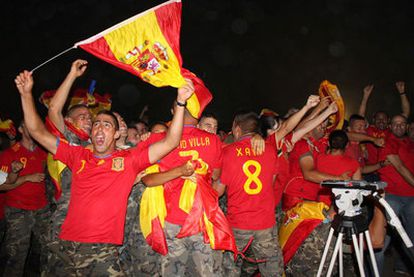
[
  {"xmin": 278, "ymin": 201, "xmax": 328, "ymax": 264},
  {"xmin": 74, "ymin": 0, "xmax": 212, "ymax": 119}
]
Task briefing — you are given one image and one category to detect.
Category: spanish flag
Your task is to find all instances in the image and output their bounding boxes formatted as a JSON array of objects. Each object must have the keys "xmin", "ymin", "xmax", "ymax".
[
  {"xmin": 44, "ymin": 117, "xmax": 89, "ymax": 199},
  {"xmin": 140, "ymin": 164, "xmax": 168, "ymax": 255},
  {"xmin": 40, "ymin": 88, "xmax": 111, "ymax": 117},
  {"xmin": 318, "ymin": 80, "xmax": 345, "ymax": 132},
  {"xmin": 0, "ymin": 118, "xmax": 16, "ymax": 137},
  {"xmin": 176, "ymin": 159, "xmax": 238, "ymax": 254},
  {"xmin": 74, "ymin": 0, "xmax": 211, "ymax": 119},
  {"xmin": 278, "ymin": 201, "xmax": 328, "ymax": 264}
]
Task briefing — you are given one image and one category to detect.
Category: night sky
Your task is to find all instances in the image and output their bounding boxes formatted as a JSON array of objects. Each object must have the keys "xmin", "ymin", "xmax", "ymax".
[{"xmin": 1, "ymin": 0, "xmax": 414, "ymax": 129}]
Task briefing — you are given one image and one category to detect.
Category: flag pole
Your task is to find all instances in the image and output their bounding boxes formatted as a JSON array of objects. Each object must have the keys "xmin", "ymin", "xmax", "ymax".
[{"xmin": 30, "ymin": 46, "xmax": 75, "ymax": 73}]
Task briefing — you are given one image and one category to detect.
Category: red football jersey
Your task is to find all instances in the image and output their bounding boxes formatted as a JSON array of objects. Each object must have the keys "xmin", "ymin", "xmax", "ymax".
[
  {"xmin": 345, "ymin": 141, "xmax": 365, "ymax": 167},
  {"xmin": 159, "ymin": 126, "xmax": 222, "ymax": 225},
  {"xmin": 378, "ymin": 134, "xmax": 414, "ymax": 196},
  {"xmin": 365, "ymin": 126, "xmax": 391, "ymax": 165},
  {"xmin": 285, "ymin": 138, "xmax": 324, "ymax": 201},
  {"xmin": 221, "ymin": 136, "xmax": 277, "ymax": 230},
  {"xmin": 0, "ymin": 142, "xmax": 47, "ymax": 210},
  {"xmin": 54, "ymin": 139, "xmax": 150, "ymax": 244}
]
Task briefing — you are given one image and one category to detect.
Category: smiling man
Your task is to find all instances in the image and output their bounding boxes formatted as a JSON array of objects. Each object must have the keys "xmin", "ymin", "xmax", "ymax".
[{"xmin": 14, "ymin": 69, "xmax": 194, "ymax": 276}]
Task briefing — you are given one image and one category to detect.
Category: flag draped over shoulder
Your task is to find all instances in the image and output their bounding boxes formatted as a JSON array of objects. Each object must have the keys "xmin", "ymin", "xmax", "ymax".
[
  {"xmin": 44, "ymin": 117, "xmax": 89, "ymax": 199},
  {"xmin": 0, "ymin": 119, "xmax": 16, "ymax": 137},
  {"xmin": 278, "ymin": 201, "xmax": 328, "ymax": 265},
  {"xmin": 74, "ymin": 0, "xmax": 211, "ymax": 119},
  {"xmin": 176, "ymin": 159, "xmax": 238, "ymax": 255},
  {"xmin": 140, "ymin": 164, "xmax": 168, "ymax": 255},
  {"xmin": 40, "ymin": 88, "xmax": 111, "ymax": 117}
]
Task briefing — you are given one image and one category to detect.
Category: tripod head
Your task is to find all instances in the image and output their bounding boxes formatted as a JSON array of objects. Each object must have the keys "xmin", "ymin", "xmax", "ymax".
[{"xmin": 321, "ymin": 180, "xmax": 387, "ymax": 217}]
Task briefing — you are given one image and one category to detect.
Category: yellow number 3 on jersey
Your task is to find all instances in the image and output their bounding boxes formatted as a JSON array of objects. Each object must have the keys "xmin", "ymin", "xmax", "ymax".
[{"xmin": 243, "ymin": 160, "xmax": 263, "ymax": 195}]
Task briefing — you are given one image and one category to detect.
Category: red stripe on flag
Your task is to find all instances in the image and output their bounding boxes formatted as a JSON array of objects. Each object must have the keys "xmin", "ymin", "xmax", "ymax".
[
  {"xmin": 282, "ymin": 219, "xmax": 322, "ymax": 265},
  {"xmin": 79, "ymin": 38, "xmax": 140, "ymax": 78},
  {"xmin": 155, "ymin": 1, "xmax": 183, "ymax": 66},
  {"xmin": 145, "ymin": 217, "xmax": 168, "ymax": 255}
]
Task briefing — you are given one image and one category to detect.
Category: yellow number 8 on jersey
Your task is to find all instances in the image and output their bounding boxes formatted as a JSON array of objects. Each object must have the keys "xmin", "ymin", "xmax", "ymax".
[{"xmin": 243, "ymin": 160, "xmax": 263, "ymax": 195}]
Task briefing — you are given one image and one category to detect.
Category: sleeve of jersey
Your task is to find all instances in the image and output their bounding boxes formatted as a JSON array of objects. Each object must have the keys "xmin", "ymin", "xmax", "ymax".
[
  {"xmin": 131, "ymin": 143, "xmax": 151, "ymax": 174},
  {"xmin": 210, "ymin": 138, "xmax": 223, "ymax": 170},
  {"xmin": 295, "ymin": 141, "xmax": 311, "ymax": 159},
  {"xmin": 379, "ymin": 137, "xmax": 398, "ymax": 159},
  {"xmin": 53, "ymin": 138, "xmax": 80, "ymax": 169},
  {"xmin": 219, "ymin": 146, "xmax": 231, "ymax": 186},
  {"xmin": 0, "ymin": 151, "xmax": 11, "ymax": 173}
]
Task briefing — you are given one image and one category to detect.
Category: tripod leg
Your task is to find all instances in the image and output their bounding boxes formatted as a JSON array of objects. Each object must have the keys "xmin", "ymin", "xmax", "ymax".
[
  {"xmin": 317, "ymin": 227, "xmax": 335, "ymax": 277},
  {"xmin": 339, "ymin": 240, "xmax": 343, "ymax": 277},
  {"xmin": 327, "ymin": 232, "xmax": 343, "ymax": 277},
  {"xmin": 351, "ymin": 233, "xmax": 366, "ymax": 277},
  {"xmin": 359, "ymin": 233, "xmax": 364, "ymax": 265},
  {"xmin": 364, "ymin": 230, "xmax": 380, "ymax": 277}
]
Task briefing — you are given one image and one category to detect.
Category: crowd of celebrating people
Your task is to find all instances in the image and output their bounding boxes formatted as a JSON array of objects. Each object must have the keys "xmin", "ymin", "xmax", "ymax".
[{"xmin": 0, "ymin": 59, "xmax": 413, "ymax": 277}]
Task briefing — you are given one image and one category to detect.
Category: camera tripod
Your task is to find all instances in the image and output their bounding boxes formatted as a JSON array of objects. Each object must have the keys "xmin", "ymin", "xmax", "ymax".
[{"xmin": 316, "ymin": 180, "xmax": 414, "ymax": 277}]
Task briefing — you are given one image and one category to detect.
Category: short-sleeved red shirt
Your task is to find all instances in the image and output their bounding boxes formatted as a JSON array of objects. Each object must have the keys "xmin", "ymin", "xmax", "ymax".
[
  {"xmin": 378, "ymin": 134, "xmax": 414, "ymax": 196},
  {"xmin": 345, "ymin": 141, "xmax": 365, "ymax": 167},
  {"xmin": 0, "ymin": 142, "xmax": 47, "ymax": 211},
  {"xmin": 54, "ymin": 139, "xmax": 150, "ymax": 244},
  {"xmin": 221, "ymin": 136, "xmax": 277, "ymax": 230},
  {"xmin": 316, "ymin": 153, "xmax": 359, "ymax": 178},
  {"xmin": 365, "ymin": 126, "xmax": 391, "ymax": 165},
  {"xmin": 285, "ymin": 137, "xmax": 325, "ymax": 201},
  {"xmin": 159, "ymin": 126, "xmax": 222, "ymax": 225}
]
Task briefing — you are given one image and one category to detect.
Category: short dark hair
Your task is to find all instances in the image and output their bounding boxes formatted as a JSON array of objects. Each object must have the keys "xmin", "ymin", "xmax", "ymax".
[
  {"xmin": 233, "ymin": 111, "xmax": 259, "ymax": 135},
  {"xmin": 65, "ymin": 104, "xmax": 88, "ymax": 118},
  {"xmin": 349, "ymin": 114, "xmax": 365, "ymax": 125},
  {"xmin": 199, "ymin": 112, "xmax": 218, "ymax": 122},
  {"xmin": 329, "ymin": 130, "xmax": 349, "ymax": 150},
  {"xmin": 95, "ymin": 110, "xmax": 119, "ymax": 130},
  {"xmin": 259, "ymin": 114, "xmax": 279, "ymax": 138},
  {"xmin": 150, "ymin": 121, "xmax": 167, "ymax": 132}
]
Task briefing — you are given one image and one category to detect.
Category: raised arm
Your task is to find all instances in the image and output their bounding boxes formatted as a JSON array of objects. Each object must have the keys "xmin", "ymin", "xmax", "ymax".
[
  {"xmin": 358, "ymin": 84, "xmax": 374, "ymax": 117},
  {"xmin": 15, "ymin": 71, "xmax": 57, "ymax": 154},
  {"xmin": 346, "ymin": 132, "xmax": 385, "ymax": 147},
  {"xmin": 291, "ymin": 102, "xmax": 338, "ymax": 144},
  {"xmin": 396, "ymin": 81, "xmax": 410, "ymax": 118},
  {"xmin": 48, "ymin": 60, "xmax": 88, "ymax": 132},
  {"xmin": 148, "ymin": 79, "xmax": 194, "ymax": 164},
  {"xmin": 275, "ymin": 95, "xmax": 320, "ymax": 140}
]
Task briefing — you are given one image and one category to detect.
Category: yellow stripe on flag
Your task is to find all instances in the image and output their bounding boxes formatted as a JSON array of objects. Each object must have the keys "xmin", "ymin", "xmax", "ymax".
[
  {"xmin": 104, "ymin": 11, "xmax": 185, "ymax": 88},
  {"xmin": 279, "ymin": 201, "xmax": 328, "ymax": 249},
  {"xmin": 140, "ymin": 164, "xmax": 167, "ymax": 239}
]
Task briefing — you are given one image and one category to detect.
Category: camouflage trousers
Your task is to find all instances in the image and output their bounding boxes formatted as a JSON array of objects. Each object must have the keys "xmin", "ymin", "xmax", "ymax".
[
  {"xmin": 119, "ymin": 183, "xmax": 161, "ymax": 276},
  {"xmin": 285, "ymin": 221, "xmax": 335, "ymax": 277},
  {"xmin": 1, "ymin": 205, "xmax": 50, "ymax": 277},
  {"xmin": 46, "ymin": 240, "xmax": 125, "ymax": 276},
  {"xmin": 43, "ymin": 195, "xmax": 71, "ymax": 276},
  {"xmin": 161, "ymin": 221, "xmax": 215, "ymax": 276},
  {"xmin": 223, "ymin": 226, "xmax": 284, "ymax": 277}
]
